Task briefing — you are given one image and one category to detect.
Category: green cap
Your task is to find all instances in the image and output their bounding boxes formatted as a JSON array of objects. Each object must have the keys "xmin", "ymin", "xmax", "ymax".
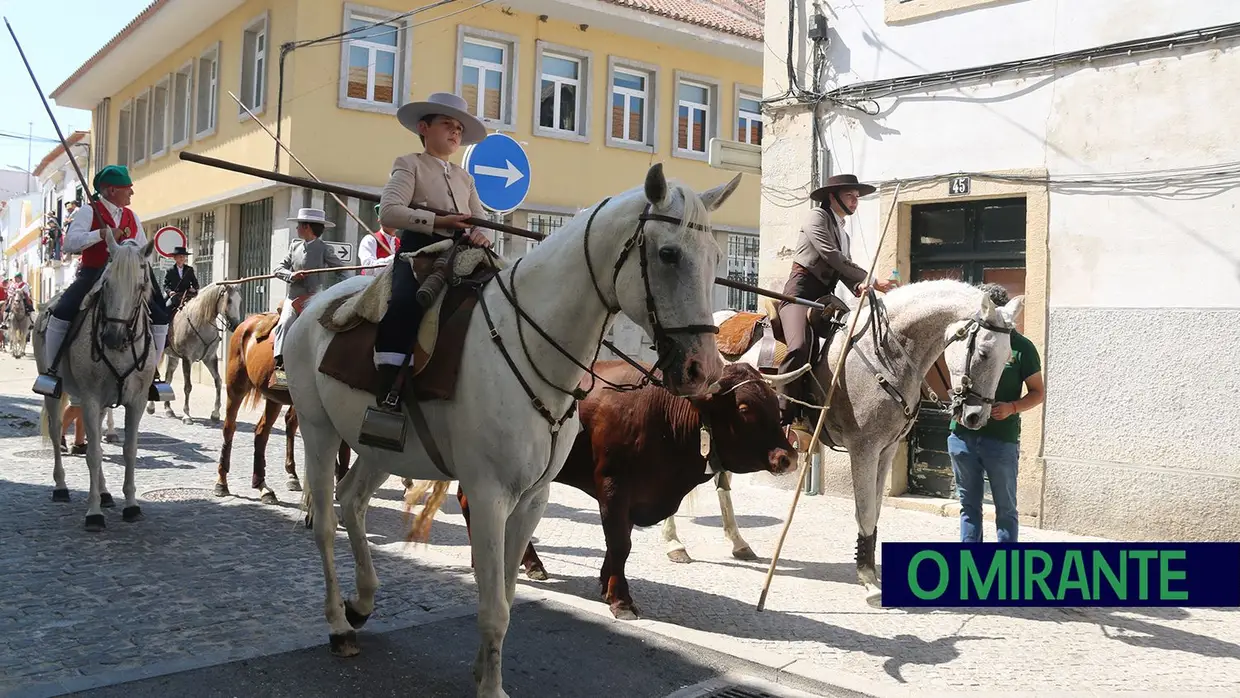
[{"xmin": 93, "ymin": 164, "xmax": 133, "ymax": 191}]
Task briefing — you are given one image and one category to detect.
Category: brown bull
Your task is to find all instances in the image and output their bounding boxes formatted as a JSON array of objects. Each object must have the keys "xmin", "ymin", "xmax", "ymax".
[{"xmin": 454, "ymin": 360, "xmax": 796, "ymax": 619}]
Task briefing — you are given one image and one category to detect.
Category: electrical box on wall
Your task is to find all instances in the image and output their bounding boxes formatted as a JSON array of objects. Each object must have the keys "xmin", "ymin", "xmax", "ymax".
[{"xmin": 808, "ymin": 13, "xmax": 828, "ymax": 41}]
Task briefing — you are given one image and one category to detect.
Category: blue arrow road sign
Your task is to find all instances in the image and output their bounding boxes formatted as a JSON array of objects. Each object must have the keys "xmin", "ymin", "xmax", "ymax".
[{"xmin": 463, "ymin": 133, "xmax": 531, "ymax": 214}]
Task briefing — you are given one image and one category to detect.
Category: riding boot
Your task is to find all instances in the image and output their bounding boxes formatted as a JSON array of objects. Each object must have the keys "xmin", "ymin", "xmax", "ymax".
[
  {"xmin": 42, "ymin": 316, "xmax": 71, "ymax": 370},
  {"xmin": 271, "ymin": 355, "xmax": 288, "ymax": 390},
  {"xmin": 148, "ymin": 324, "xmax": 173, "ymax": 402}
]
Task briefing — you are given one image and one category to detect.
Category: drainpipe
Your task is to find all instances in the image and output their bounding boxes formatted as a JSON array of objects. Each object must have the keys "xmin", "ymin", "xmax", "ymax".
[{"xmin": 274, "ymin": 42, "xmax": 294, "ymax": 172}]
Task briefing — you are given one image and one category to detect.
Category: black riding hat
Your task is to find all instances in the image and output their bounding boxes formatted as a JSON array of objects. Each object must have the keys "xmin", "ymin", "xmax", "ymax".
[{"xmin": 809, "ymin": 174, "xmax": 877, "ymax": 202}]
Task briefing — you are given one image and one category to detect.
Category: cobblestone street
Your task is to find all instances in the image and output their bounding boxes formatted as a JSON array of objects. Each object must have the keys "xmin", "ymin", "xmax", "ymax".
[{"xmin": 1, "ymin": 354, "xmax": 1237, "ymax": 697}]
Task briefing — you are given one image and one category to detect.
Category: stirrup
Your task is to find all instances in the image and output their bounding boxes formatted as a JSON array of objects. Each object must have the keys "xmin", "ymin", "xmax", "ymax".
[
  {"xmin": 359, "ymin": 399, "xmax": 407, "ymax": 452},
  {"xmin": 149, "ymin": 381, "xmax": 176, "ymax": 403},
  {"xmin": 32, "ymin": 373, "xmax": 63, "ymax": 399}
]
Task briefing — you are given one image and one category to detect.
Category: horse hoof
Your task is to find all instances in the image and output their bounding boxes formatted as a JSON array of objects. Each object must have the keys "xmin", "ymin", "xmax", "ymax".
[
  {"xmin": 146, "ymin": 404, "xmax": 155, "ymax": 415},
  {"xmin": 303, "ymin": 515, "xmax": 313, "ymax": 529},
  {"xmin": 85, "ymin": 514, "xmax": 106, "ymax": 532},
  {"xmin": 525, "ymin": 566, "xmax": 549, "ymax": 581},
  {"xmin": 732, "ymin": 547, "xmax": 759, "ymax": 561},
  {"xmin": 865, "ymin": 588, "xmax": 883, "ymax": 609},
  {"xmin": 100, "ymin": 493, "xmax": 115, "ymax": 508},
  {"xmin": 286, "ymin": 479, "xmax": 302, "ymax": 492},
  {"xmin": 666, "ymin": 549, "xmax": 693, "ymax": 564},
  {"xmin": 610, "ymin": 604, "xmax": 640, "ymax": 621},
  {"xmin": 260, "ymin": 491, "xmax": 278, "ymax": 505},
  {"xmin": 344, "ymin": 600, "xmax": 371, "ymax": 629},
  {"xmin": 329, "ymin": 631, "xmax": 360, "ymax": 658},
  {"xmin": 51, "ymin": 489, "xmax": 70, "ymax": 503},
  {"xmin": 122, "ymin": 506, "xmax": 144, "ymax": 523},
  {"xmin": 104, "ymin": 433, "xmax": 118, "ymax": 444},
  {"xmin": 213, "ymin": 483, "xmax": 230, "ymax": 497},
  {"xmin": 182, "ymin": 416, "xmax": 193, "ymax": 425}
]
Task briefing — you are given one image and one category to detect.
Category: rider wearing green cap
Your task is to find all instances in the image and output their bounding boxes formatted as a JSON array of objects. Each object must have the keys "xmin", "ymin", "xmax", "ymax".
[{"xmin": 34, "ymin": 165, "xmax": 171, "ymax": 400}]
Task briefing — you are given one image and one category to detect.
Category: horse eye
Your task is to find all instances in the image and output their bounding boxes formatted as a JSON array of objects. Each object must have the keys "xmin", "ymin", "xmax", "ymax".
[
  {"xmin": 658, "ymin": 246, "xmax": 681, "ymax": 265},
  {"xmin": 977, "ymin": 351, "xmax": 989, "ymax": 360}
]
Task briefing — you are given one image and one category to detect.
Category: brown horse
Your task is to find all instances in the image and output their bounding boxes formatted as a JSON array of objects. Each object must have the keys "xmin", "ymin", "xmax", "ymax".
[{"xmin": 216, "ymin": 306, "xmax": 350, "ymax": 503}]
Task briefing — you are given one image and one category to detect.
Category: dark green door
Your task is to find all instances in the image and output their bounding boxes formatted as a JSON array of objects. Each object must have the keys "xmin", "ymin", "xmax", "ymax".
[{"xmin": 907, "ymin": 197, "xmax": 1028, "ymax": 498}]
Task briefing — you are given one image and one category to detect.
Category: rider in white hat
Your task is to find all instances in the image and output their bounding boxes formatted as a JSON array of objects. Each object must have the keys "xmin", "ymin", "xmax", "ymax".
[
  {"xmin": 270, "ymin": 207, "xmax": 350, "ymax": 388},
  {"xmin": 372, "ymin": 91, "xmax": 493, "ymax": 405}
]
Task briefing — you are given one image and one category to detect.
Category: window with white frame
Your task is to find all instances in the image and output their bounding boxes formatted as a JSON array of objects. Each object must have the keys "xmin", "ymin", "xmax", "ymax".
[
  {"xmin": 94, "ymin": 99, "xmax": 110, "ymax": 174},
  {"xmin": 117, "ymin": 101, "xmax": 132, "ymax": 168},
  {"xmin": 133, "ymin": 90, "xmax": 149, "ymax": 164},
  {"xmin": 538, "ymin": 52, "xmax": 581, "ymax": 133},
  {"xmin": 151, "ymin": 77, "xmax": 170, "ymax": 156},
  {"xmin": 737, "ymin": 92, "xmax": 762, "ymax": 145},
  {"xmin": 172, "ymin": 63, "xmax": 193, "ymax": 146},
  {"xmin": 460, "ymin": 35, "xmax": 509, "ymax": 123},
  {"xmin": 676, "ymin": 79, "xmax": 710, "ymax": 154},
  {"xmin": 343, "ymin": 10, "xmax": 403, "ymax": 106},
  {"xmin": 610, "ymin": 66, "xmax": 650, "ymax": 144},
  {"xmin": 196, "ymin": 44, "xmax": 219, "ymax": 136},
  {"xmin": 240, "ymin": 16, "xmax": 268, "ymax": 114}
]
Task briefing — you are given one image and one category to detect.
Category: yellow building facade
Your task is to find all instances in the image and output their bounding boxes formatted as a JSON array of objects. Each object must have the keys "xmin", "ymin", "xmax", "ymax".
[{"xmin": 52, "ymin": 0, "xmax": 765, "ymax": 349}]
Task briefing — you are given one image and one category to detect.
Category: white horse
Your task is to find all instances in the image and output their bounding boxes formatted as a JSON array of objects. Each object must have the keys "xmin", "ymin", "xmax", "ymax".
[
  {"xmin": 32, "ymin": 235, "xmax": 160, "ymax": 531},
  {"xmin": 285, "ymin": 164, "xmax": 736, "ymax": 697},
  {"xmin": 148, "ymin": 282, "xmax": 243, "ymax": 423},
  {"xmin": 663, "ymin": 280, "xmax": 1023, "ymax": 606}
]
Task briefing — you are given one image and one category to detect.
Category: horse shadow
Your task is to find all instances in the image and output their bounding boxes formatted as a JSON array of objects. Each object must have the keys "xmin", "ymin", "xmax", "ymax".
[
  {"xmin": 519, "ymin": 568, "xmax": 991, "ymax": 683},
  {"xmin": 899, "ymin": 604, "xmax": 1240, "ymax": 660}
]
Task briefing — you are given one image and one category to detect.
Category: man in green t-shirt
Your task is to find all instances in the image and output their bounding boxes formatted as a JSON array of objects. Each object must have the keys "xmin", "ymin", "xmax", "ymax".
[{"xmin": 948, "ymin": 283, "xmax": 1045, "ymax": 543}]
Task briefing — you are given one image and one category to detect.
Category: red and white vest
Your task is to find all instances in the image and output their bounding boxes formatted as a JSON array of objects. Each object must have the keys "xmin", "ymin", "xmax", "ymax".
[
  {"xmin": 373, "ymin": 231, "xmax": 400, "ymax": 259},
  {"xmin": 79, "ymin": 201, "xmax": 138, "ymax": 269}
]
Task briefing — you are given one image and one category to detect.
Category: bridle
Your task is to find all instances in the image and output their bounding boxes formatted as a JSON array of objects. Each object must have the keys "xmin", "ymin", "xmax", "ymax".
[
  {"xmin": 89, "ymin": 253, "xmax": 155, "ymax": 407},
  {"xmin": 476, "ymin": 196, "xmax": 720, "ymax": 435},
  {"xmin": 935, "ymin": 314, "xmax": 1013, "ymax": 415}
]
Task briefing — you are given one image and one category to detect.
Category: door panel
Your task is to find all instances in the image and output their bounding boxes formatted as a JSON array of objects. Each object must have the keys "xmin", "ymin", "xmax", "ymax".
[{"xmin": 906, "ymin": 198, "xmax": 1027, "ymax": 499}]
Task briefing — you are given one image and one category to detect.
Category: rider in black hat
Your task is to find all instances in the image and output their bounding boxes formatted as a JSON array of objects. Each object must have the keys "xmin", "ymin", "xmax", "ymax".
[
  {"xmin": 775, "ymin": 174, "xmax": 897, "ymax": 432},
  {"xmin": 163, "ymin": 245, "xmax": 199, "ymax": 317}
]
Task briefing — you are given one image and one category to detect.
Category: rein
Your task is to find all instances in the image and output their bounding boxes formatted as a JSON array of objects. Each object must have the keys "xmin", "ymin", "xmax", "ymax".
[{"xmin": 473, "ymin": 196, "xmax": 721, "ymax": 481}]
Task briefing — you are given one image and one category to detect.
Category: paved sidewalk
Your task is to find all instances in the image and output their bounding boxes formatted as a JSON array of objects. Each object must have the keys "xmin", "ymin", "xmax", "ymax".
[{"xmin": 1, "ymin": 354, "xmax": 1237, "ymax": 696}]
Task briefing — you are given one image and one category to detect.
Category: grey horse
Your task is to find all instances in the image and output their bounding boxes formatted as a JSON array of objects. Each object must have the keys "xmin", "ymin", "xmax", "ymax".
[
  {"xmin": 679, "ymin": 278, "xmax": 1023, "ymax": 606},
  {"xmin": 6, "ymin": 296, "xmax": 31, "ymax": 358},
  {"xmin": 147, "ymin": 282, "xmax": 243, "ymax": 423},
  {"xmin": 33, "ymin": 235, "xmax": 161, "ymax": 531}
]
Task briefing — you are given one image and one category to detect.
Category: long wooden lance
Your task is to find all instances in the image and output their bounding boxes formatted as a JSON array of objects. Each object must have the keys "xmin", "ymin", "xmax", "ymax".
[{"xmin": 176, "ymin": 151, "xmax": 826, "ymax": 310}]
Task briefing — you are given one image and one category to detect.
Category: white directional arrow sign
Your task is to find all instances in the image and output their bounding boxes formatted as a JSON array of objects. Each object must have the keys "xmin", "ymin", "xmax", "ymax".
[{"xmin": 473, "ymin": 159, "xmax": 525, "ymax": 188}]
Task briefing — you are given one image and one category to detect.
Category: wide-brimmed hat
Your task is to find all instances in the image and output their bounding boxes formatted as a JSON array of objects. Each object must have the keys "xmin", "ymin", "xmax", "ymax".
[
  {"xmin": 171, "ymin": 246, "xmax": 191, "ymax": 256},
  {"xmin": 287, "ymin": 207, "xmax": 336, "ymax": 228},
  {"xmin": 809, "ymin": 174, "xmax": 877, "ymax": 202},
  {"xmin": 396, "ymin": 92, "xmax": 487, "ymax": 145}
]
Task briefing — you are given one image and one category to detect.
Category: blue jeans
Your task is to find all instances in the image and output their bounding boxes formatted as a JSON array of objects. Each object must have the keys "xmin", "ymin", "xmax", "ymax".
[{"xmin": 947, "ymin": 432, "xmax": 1020, "ymax": 543}]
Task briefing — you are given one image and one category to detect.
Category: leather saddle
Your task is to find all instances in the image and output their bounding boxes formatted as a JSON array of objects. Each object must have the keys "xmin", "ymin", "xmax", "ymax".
[{"xmin": 317, "ymin": 242, "xmax": 502, "ymax": 402}]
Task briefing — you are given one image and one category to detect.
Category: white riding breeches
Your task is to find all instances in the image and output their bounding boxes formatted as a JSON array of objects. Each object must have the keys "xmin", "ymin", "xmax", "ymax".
[{"xmin": 272, "ymin": 299, "xmax": 298, "ymax": 360}]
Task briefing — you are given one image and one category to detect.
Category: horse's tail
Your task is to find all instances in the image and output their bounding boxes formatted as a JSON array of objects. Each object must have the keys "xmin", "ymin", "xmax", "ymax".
[
  {"xmin": 402, "ymin": 480, "xmax": 452, "ymax": 545},
  {"xmin": 38, "ymin": 392, "xmax": 69, "ymax": 448}
]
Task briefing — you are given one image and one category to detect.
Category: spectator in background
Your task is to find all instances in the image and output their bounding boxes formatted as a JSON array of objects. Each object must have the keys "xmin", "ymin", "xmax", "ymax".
[{"xmin": 947, "ymin": 282, "xmax": 1044, "ymax": 543}]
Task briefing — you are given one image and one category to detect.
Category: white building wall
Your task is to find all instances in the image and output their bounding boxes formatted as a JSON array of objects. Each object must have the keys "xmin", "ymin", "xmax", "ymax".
[{"xmin": 762, "ymin": 0, "xmax": 1240, "ymax": 540}]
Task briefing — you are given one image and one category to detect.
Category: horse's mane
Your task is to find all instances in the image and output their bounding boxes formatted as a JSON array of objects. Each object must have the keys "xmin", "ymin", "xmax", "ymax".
[
  {"xmin": 102, "ymin": 242, "xmax": 148, "ymax": 296},
  {"xmin": 182, "ymin": 282, "xmax": 227, "ymax": 328}
]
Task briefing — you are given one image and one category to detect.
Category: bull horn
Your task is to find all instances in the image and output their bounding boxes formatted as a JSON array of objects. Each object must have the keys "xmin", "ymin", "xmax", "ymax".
[{"xmin": 762, "ymin": 362, "xmax": 814, "ymax": 387}]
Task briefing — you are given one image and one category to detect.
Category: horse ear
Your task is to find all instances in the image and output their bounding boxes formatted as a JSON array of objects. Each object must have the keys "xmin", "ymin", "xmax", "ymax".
[
  {"xmin": 700, "ymin": 172, "xmax": 743, "ymax": 212},
  {"xmin": 1000, "ymin": 295, "xmax": 1025, "ymax": 326},
  {"xmin": 979, "ymin": 293, "xmax": 996, "ymax": 316},
  {"xmin": 142, "ymin": 239, "xmax": 156, "ymax": 260},
  {"xmin": 644, "ymin": 163, "xmax": 669, "ymax": 208}
]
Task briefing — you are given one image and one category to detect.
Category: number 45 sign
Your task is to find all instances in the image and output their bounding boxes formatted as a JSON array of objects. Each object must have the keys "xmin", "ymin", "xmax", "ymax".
[{"xmin": 948, "ymin": 176, "xmax": 971, "ymax": 196}]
